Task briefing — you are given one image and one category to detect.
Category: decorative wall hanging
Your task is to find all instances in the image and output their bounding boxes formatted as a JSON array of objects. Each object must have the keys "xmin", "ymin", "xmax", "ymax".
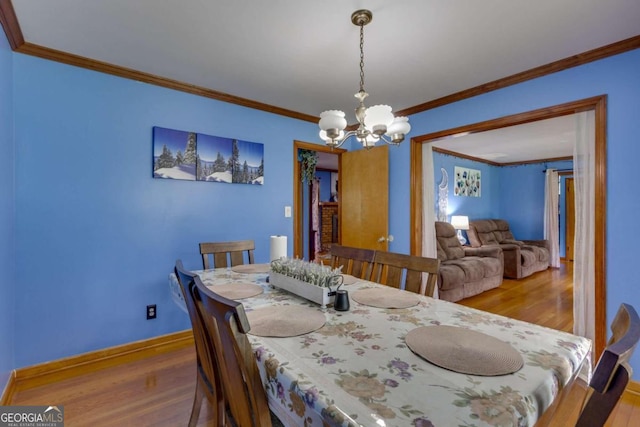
[
  {"xmin": 298, "ymin": 149, "xmax": 318, "ymax": 184},
  {"xmin": 153, "ymin": 126, "xmax": 264, "ymax": 185},
  {"xmin": 437, "ymin": 168, "xmax": 448, "ymax": 221},
  {"xmin": 454, "ymin": 166, "xmax": 481, "ymax": 197}
]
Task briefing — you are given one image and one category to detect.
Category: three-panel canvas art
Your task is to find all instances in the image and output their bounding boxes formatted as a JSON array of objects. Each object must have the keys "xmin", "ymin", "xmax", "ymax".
[{"xmin": 152, "ymin": 126, "xmax": 264, "ymax": 185}]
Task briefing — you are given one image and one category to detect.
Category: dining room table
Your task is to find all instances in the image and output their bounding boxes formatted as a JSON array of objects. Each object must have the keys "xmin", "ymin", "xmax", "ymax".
[{"xmin": 169, "ymin": 265, "xmax": 592, "ymax": 427}]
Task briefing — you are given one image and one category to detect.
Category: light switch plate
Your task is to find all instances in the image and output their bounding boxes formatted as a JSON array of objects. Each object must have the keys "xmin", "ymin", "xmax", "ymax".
[{"xmin": 284, "ymin": 206, "xmax": 292, "ymax": 217}]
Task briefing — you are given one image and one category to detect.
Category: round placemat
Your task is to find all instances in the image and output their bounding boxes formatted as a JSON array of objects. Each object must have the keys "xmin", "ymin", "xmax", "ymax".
[
  {"xmin": 341, "ymin": 274, "xmax": 359, "ymax": 285},
  {"xmin": 351, "ymin": 287, "xmax": 420, "ymax": 308},
  {"xmin": 405, "ymin": 325, "xmax": 524, "ymax": 376},
  {"xmin": 231, "ymin": 263, "xmax": 271, "ymax": 274},
  {"xmin": 210, "ymin": 283, "xmax": 263, "ymax": 300},
  {"xmin": 247, "ymin": 306, "xmax": 326, "ymax": 337}
]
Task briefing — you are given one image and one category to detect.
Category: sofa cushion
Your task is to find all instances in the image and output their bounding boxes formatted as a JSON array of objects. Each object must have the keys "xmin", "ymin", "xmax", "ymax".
[
  {"xmin": 520, "ymin": 249, "xmax": 537, "ymax": 267},
  {"xmin": 472, "ymin": 256, "xmax": 503, "ymax": 277},
  {"xmin": 446, "ymin": 259, "xmax": 485, "ymax": 282},
  {"xmin": 469, "ymin": 219, "xmax": 520, "ymax": 246},
  {"xmin": 523, "ymin": 245, "xmax": 550, "ymax": 263},
  {"xmin": 439, "ymin": 256, "xmax": 502, "ymax": 291},
  {"xmin": 435, "ymin": 222, "xmax": 464, "ymax": 260},
  {"xmin": 438, "ymin": 263, "xmax": 466, "ymax": 290}
]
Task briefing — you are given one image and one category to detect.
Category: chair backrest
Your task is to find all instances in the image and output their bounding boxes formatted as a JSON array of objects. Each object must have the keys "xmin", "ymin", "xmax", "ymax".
[
  {"xmin": 370, "ymin": 250, "xmax": 440, "ymax": 296},
  {"xmin": 174, "ymin": 260, "xmax": 225, "ymax": 424},
  {"xmin": 191, "ymin": 274, "xmax": 272, "ymax": 427},
  {"xmin": 329, "ymin": 244, "xmax": 376, "ymax": 280},
  {"xmin": 200, "ymin": 240, "xmax": 255, "ymax": 269},
  {"xmin": 576, "ymin": 303, "xmax": 640, "ymax": 427}
]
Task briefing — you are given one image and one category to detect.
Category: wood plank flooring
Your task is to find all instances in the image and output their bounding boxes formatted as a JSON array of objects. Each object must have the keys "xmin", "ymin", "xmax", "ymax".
[
  {"xmin": 8, "ymin": 262, "xmax": 640, "ymax": 426},
  {"xmin": 458, "ymin": 261, "xmax": 574, "ymax": 332}
]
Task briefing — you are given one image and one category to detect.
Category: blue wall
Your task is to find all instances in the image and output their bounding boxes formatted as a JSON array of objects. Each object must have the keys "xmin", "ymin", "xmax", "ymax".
[
  {"xmin": 395, "ymin": 48, "xmax": 640, "ymax": 378},
  {"xmin": 433, "ymin": 151, "xmax": 500, "ymax": 221},
  {"xmin": 11, "ymin": 54, "xmax": 319, "ymax": 367},
  {"xmin": 0, "ymin": 28, "xmax": 15, "ymax": 392},
  {"xmin": 499, "ymin": 159, "xmax": 573, "ymax": 240}
]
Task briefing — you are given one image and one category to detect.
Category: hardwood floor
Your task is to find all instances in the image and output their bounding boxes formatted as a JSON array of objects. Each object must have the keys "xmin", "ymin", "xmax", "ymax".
[
  {"xmin": 8, "ymin": 263, "xmax": 640, "ymax": 426},
  {"xmin": 458, "ymin": 261, "xmax": 574, "ymax": 332}
]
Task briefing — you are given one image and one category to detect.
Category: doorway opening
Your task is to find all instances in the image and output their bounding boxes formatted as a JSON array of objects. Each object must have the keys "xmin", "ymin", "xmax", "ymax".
[
  {"xmin": 292, "ymin": 141, "xmax": 345, "ymax": 261},
  {"xmin": 409, "ymin": 95, "xmax": 607, "ymax": 357}
]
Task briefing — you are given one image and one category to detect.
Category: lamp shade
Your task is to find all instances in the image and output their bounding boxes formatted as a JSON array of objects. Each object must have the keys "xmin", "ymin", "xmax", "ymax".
[
  {"xmin": 319, "ymin": 110, "xmax": 347, "ymax": 132},
  {"xmin": 363, "ymin": 105, "xmax": 394, "ymax": 131},
  {"xmin": 386, "ymin": 116, "xmax": 411, "ymax": 136},
  {"xmin": 451, "ymin": 215, "xmax": 469, "ymax": 230}
]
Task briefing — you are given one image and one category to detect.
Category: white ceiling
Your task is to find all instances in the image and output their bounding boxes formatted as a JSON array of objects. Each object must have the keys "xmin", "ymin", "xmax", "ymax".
[
  {"xmin": 431, "ymin": 114, "xmax": 577, "ymax": 164},
  {"xmin": 7, "ymin": 1, "xmax": 640, "ymax": 161}
]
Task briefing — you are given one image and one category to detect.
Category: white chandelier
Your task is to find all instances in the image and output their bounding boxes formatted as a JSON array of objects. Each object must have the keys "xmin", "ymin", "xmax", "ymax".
[{"xmin": 319, "ymin": 9, "xmax": 411, "ymax": 149}]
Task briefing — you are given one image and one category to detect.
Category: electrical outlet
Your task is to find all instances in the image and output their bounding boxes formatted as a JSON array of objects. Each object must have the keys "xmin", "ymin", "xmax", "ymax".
[{"xmin": 146, "ymin": 304, "xmax": 157, "ymax": 320}]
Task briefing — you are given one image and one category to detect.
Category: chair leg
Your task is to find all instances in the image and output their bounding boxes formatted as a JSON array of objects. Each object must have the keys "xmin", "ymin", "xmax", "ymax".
[{"xmin": 188, "ymin": 380, "xmax": 204, "ymax": 427}]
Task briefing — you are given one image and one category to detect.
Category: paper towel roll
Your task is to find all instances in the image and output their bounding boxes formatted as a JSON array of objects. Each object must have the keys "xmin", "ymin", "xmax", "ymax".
[{"xmin": 270, "ymin": 235, "xmax": 287, "ymax": 261}]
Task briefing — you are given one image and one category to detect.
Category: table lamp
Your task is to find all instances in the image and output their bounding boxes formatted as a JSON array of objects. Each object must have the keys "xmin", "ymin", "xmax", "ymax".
[{"xmin": 451, "ymin": 215, "xmax": 469, "ymax": 245}]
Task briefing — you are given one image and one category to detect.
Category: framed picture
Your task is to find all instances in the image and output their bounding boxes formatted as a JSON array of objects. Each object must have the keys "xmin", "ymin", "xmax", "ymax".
[
  {"xmin": 153, "ymin": 126, "xmax": 264, "ymax": 185},
  {"xmin": 454, "ymin": 166, "xmax": 481, "ymax": 197},
  {"xmin": 152, "ymin": 127, "xmax": 197, "ymax": 181}
]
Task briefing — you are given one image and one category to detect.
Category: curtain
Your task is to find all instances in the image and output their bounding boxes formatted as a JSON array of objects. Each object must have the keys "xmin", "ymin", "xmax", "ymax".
[
  {"xmin": 311, "ymin": 178, "xmax": 321, "ymax": 260},
  {"xmin": 544, "ymin": 169, "xmax": 561, "ymax": 268},
  {"xmin": 573, "ymin": 110, "xmax": 596, "ymax": 344},
  {"xmin": 422, "ymin": 143, "xmax": 438, "ymax": 296}
]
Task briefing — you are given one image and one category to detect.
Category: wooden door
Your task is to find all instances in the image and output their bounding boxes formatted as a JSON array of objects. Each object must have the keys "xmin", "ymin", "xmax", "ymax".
[
  {"xmin": 340, "ymin": 145, "xmax": 389, "ymax": 250},
  {"xmin": 565, "ymin": 178, "xmax": 575, "ymax": 262}
]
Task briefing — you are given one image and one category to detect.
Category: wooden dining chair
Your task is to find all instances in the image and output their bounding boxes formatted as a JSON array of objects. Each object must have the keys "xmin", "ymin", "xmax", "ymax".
[
  {"xmin": 199, "ymin": 239, "xmax": 255, "ymax": 269},
  {"xmin": 574, "ymin": 303, "xmax": 640, "ymax": 427},
  {"xmin": 370, "ymin": 250, "xmax": 440, "ymax": 296},
  {"xmin": 329, "ymin": 244, "xmax": 376, "ymax": 280},
  {"xmin": 191, "ymin": 273, "xmax": 281, "ymax": 427},
  {"xmin": 174, "ymin": 260, "xmax": 225, "ymax": 426}
]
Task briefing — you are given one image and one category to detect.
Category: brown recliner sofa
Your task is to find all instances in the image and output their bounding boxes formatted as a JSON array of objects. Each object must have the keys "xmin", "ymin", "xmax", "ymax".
[
  {"xmin": 434, "ymin": 221, "xmax": 504, "ymax": 302},
  {"xmin": 466, "ymin": 219, "xmax": 550, "ymax": 279}
]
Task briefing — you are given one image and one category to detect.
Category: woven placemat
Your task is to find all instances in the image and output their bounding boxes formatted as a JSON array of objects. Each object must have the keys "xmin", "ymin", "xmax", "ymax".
[
  {"xmin": 341, "ymin": 274, "xmax": 359, "ymax": 285},
  {"xmin": 351, "ymin": 287, "xmax": 420, "ymax": 308},
  {"xmin": 210, "ymin": 283, "xmax": 263, "ymax": 300},
  {"xmin": 405, "ymin": 325, "xmax": 524, "ymax": 376},
  {"xmin": 231, "ymin": 263, "xmax": 271, "ymax": 274},
  {"xmin": 247, "ymin": 306, "xmax": 326, "ymax": 337}
]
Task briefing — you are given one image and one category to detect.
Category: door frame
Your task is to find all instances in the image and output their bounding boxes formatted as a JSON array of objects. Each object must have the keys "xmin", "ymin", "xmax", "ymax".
[
  {"xmin": 409, "ymin": 95, "xmax": 607, "ymax": 357},
  {"xmin": 293, "ymin": 141, "xmax": 346, "ymax": 259}
]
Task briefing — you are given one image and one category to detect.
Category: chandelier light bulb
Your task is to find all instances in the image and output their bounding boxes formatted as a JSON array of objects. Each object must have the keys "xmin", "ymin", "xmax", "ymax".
[{"xmin": 319, "ymin": 129, "xmax": 344, "ymax": 142}]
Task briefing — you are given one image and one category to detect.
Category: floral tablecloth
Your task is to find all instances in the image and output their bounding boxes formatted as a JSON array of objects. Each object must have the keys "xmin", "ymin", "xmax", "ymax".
[{"xmin": 169, "ymin": 268, "xmax": 592, "ymax": 427}]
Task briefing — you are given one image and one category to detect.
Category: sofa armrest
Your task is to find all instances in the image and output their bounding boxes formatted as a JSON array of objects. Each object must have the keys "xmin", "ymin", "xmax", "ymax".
[
  {"xmin": 464, "ymin": 246, "xmax": 502, "ymax": 259},
  {"xmin": 497, "ymin": 244, "xmax": 522, "ymax": 278},
  {"xmin": 523, "ymin": 239, "xmax": 550, "ymax": 251}
]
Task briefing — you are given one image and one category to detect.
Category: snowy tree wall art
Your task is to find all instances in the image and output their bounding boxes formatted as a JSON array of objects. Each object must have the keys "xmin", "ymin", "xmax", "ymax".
[
  {"xmin": 196, "ymin": 133, "xmax": 233, "ymax": 183},
  {"xmin": 231, "ymin": 139, "xmax": 264, "ymax": 185},
  {"xmin": 152, "ymin": 126, "xmax": 264, "ymax": 185},
  {"xmin": 153, "ymin": 127, "xmax": 197, "ymax": 180}
]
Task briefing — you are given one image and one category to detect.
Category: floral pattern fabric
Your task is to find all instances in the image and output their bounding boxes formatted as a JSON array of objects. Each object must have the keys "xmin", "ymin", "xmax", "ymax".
[{"xmin": 169, "ymin": 269, "xmax": 591, "ymax": 427}]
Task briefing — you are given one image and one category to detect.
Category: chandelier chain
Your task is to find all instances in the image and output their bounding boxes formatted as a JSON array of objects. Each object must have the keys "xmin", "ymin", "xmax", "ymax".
[{"xmin": 359, "ymin": 23, "xmax": 365, "ymax": 93}]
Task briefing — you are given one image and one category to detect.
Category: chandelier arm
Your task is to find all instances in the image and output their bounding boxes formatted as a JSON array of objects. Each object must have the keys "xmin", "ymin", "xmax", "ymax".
[
  {"xmin": 379, "ymin": 134, "xmax": 404, "ymax": 146},
  {"xmin": 328, "ymin": 130, "xmax": 359, "ymax": 148}
]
